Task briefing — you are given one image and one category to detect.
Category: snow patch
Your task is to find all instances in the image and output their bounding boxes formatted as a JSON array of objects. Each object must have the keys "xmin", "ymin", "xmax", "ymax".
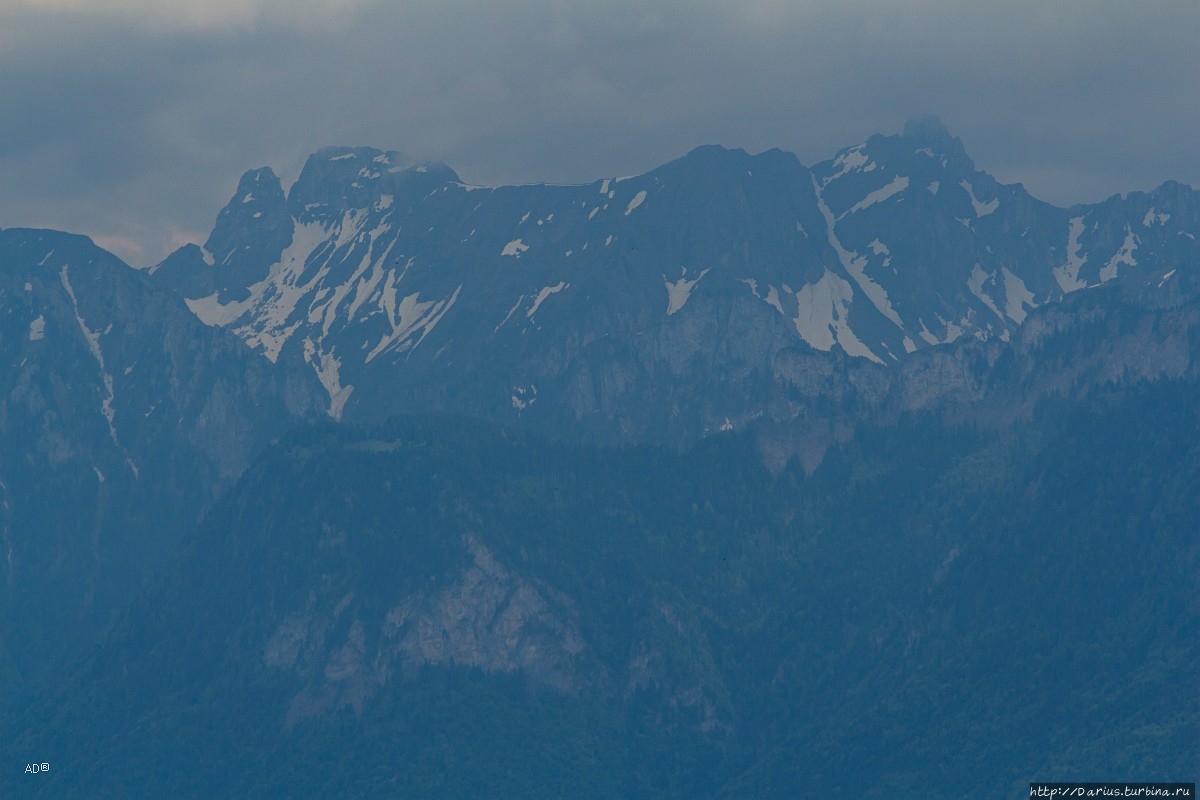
[
  {"xmin": 315, "ymin": 233, "xmax": 398, "ymax": 338},
  {"xmin": 334, "ymin": 209, "xmax": 368, "ymax": 248},
  {"xmin": 843, "ymin": 176, "xmax": 909, "ymax": 217},
  {"xmin": 868, "ymin": 239, "xmax": 892, "ymax": 267},
  {"xmin": 664, "ymin": 267, "xmax": 710, "ymax": 315},
  {"xmin": 967, "ymin": 264, "xmax": 1004, "ymax": 321},
  {"xmin": 941, "ymin": 316, "xmax": 964, "ymax": 344},
  {"xmin": 28, "ymin": 315, "xmax": 45, "ymax": 341},
  {"xmin": 1001, "ymin": 268, "xmax": 1036, "ymax": 324},
  {"xmin": 60, "ymin": 266, "xmax": 118, "ymax": 443},
  {"xmin": 1099, "ymin": 227, "xmax": 1138, "ymax": 282},
  {"xmin": 241, "ymin": 192, "xmax": 254, "ymax": 203},
  {"xmin": 496, "ymin": 295, "xmax": 525, "ymax": 332},
  {"xmin": 822, "ymin": 145, "xmax": 872, "ymax": 186},
  {"xmin": 344, "ymin": 247, "xmax": 402, "ymax": 325},
  {"xmin": 1054, "ymin": 216, "xmax": 1088, "ymax": 292},
  {"xmin": 960, "ymin": 180, "xmax": 999, "ymax": 216},
  {"xmin": 812, "ymin": 176, "xmax": 904, "ymax": 330},
  {"xmin": 792, "ymin": 270, "xmax": 882, "ymax": 363},
  {"xmin": 526, "ymin": 281, "xmax": 568, "ymax": 320},
  {"xmin": 1142, "ymin": 208, "xmax": 1171, "ymax": 227},
  {"xmin": 197, "ymin": 220, "xmax": 332, "ymax": 361},
  {"xmin": 303, "ymin": 338, "xmax": 353, "ymax": 421},
  {"xmin": 764, "ymin": 285, "xmax": 785, "ymax": 315},
  {"xmin": 743, "ymin": 278, "xmax": 785, "ymax": 316},
  {"xmin": 501, "ymin": 239, "xmax": 529, "ymax": 257},
  {"xmin": 187, "ymin": 291, "xmax": 251, "ymax": 328},
  {"xmin": 365, "ymin": 284, "xmax": 462, "ymax": 363},
  {"xmin": 917, "ymin": 319, "xmax": 939, "ymax": 345},
  {"xmin": 624, "ymin": 190, "xmax": 647, "ymax": 216},
  {"xmin": 510, "ymin": 384, "xmax": 537, "ymax": 410},
  {"xmin": 927, "ymin": 181, "xmax": 940, "ymax": 195}
]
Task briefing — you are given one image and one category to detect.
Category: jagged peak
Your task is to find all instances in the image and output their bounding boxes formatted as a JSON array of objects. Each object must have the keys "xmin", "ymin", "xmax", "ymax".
[
  {"xmin": 898, "ymin": 115, "xmax": 971, "ymax": 163},
  {"xmin": 902, "ymin": 115, "xmax": 952, "ymax": 145},
  {"xmin": 237, "ymin": 166, "xmax": 282, "ymax": 187},
  {"xmin": 658, "ymin": 144, "xmax": 800, "ymax": 179},
  {"xmin": 287, "ymin": 145, "xmax": 460, "ymax": 215},
  {"xmin": 228, "ymin": 167, "xmax": 286, "ymax": 208},
  {"xmin": 309, "ymin": 145, "xmax": 408, "ymax": 169},
  {"xmin": 301, "ymin": 145, "xmax": 457, "ymax": 181},
  {"xmin": 676, "ymin": 144, "xmax": 753, "ymax": 166}
]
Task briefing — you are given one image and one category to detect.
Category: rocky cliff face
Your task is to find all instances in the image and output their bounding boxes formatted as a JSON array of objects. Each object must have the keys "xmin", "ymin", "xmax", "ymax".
[
  {"xmin": 265, "ymin": 534, "xmax": 588, "ymax": 727},
  {"xmin": 5, "ymin": 122, "xmax": 1198, "ymax": 694},
  {"xmin": 150, "ymin": 120, "xmax": 1200, "ymax": 448},
  {"xmin": 754, "ymin": 270, "xmax": 1200, "ymax": 471},
  {"xmin": 0, "ymin": 227, "xmax": 324, "ymax": 691}
]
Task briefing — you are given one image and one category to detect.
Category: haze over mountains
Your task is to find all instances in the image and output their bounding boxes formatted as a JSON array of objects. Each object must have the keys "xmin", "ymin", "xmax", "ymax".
[{"xmin": 0, "ymin": 120, "xmax": 1197, "ymax": 798}]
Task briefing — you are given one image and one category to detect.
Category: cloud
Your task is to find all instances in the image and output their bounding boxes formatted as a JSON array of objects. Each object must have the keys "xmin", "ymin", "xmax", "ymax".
[
  {"xmin": 0, "ymin": 0, "xmax": 1197, "ymax": 265},
  {"xmin": 0, "ymin": 0, "xmax": 373, "ymax": 31}
]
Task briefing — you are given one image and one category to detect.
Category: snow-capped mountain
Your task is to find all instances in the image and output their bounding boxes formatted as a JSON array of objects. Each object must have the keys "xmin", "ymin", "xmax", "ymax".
[
  {"xmin": 152, "ymin": 118, "xmax": 1200, "ymax": 441},
  {"xmin": 4, "ymin": 123, "xmax": 1199, "ymax": 799}
]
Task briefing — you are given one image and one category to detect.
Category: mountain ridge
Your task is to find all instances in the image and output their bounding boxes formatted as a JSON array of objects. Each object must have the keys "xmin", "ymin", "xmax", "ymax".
[
  {"xmin": 1, "ymin": 121, "xmax": 1197, "ymax": 798},
  {"xmin": 147, "ymin": 124, "xmax": 1199, "ymax": 448},
  {"xmin": 0, "ymin": 226, "xmax": 325, "ymax": 692}
]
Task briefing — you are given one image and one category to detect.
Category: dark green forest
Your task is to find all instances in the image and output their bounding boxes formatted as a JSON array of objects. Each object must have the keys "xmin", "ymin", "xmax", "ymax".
[{"xmin": 4, "ymin": 380, "xmax": 1198, "ymax": 799}]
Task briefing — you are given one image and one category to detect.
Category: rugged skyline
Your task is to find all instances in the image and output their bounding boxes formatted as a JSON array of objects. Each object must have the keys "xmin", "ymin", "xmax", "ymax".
[{"xmin": 2, "ymin": 0, "xmax": 1198, "ymax": 266}]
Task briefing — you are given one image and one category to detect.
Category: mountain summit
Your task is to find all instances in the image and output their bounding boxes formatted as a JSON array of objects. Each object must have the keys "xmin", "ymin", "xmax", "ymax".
[
  {"xmin": 150, "ymin": 125, "xmax": 1200, "ymax": 443},
  {"xmin": 2, "ymin": 123, "xmax": 1198, "ymax": 800}
]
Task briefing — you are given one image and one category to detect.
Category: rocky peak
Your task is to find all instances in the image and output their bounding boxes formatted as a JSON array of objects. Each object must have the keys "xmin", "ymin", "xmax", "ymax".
[
  {"xmin": 901, "ymin": 114, "xmax": 959, "ymax": 152},
  {"xmin": 286, "ymin": 146, "xmax": 459, "ymax": 222},
  {"xmin": 201, "ymin": 167, "xmax": 292, "ymax": 289}
]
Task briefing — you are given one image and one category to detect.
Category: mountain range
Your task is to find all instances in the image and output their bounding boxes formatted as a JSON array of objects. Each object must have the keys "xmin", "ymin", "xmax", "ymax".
[
  {"xmin": 151, "ymin": 116, "xmax": 1200, "ymax": 445},
  {"xmin": 0, "ymin": 118, "xmax": 1196, "ymax": 797}
]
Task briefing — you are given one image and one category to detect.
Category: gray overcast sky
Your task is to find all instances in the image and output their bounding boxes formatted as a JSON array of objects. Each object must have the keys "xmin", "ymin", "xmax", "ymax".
[{"xmin": 2, "ymin": 0, "xmax": 1198, "ymax": 266}]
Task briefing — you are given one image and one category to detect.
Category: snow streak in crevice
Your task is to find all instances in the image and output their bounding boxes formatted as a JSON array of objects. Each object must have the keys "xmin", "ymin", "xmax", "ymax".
[{"xmin": 61, "ymin": 266, "xmax": 117, "ymax": 443}]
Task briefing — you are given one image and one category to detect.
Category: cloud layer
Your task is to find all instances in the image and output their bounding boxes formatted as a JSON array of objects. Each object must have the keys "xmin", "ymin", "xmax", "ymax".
[{"xmin": 2, "ymin": 0, "xmax": 1197, "ymax": 265}]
